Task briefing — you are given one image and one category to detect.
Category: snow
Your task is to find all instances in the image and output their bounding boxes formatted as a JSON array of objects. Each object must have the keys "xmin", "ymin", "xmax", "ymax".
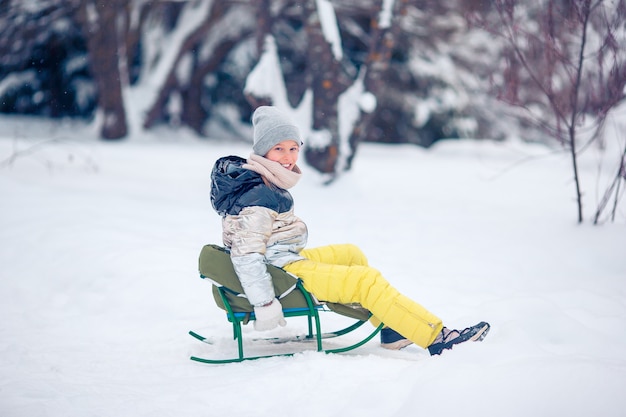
[
  {"xmin": 0, "ymin": 114, "xmax": 624, "ymax": 417},
  {"xmin": 379, "ymin": 0, "xmax": 395, "ymax": 29},
  {"xmin": 0, "ymin": 72, "xmax": 36, "ymax": 98},
  {"xmin": 316, "ymin": 0, "xmax": 343, "ymax": 60},
  {"xmin": 244, "ymin": 36, "xmax": 290, "ymax": 107}
]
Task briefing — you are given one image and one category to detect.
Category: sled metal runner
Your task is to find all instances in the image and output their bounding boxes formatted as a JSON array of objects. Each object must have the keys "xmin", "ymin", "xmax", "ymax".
[
  {"xmin": 190, "ymin": 281, "xmax": 383, "ymax": 364},
  {"xmin": 190, "ymin": 244, "xmax": 384, "ymax": 364}
]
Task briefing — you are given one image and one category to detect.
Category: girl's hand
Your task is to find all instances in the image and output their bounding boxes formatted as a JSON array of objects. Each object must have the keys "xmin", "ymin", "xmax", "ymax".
[{"xmin": 253, "ymin": 299, "xmax": 287, "ymax": 331}]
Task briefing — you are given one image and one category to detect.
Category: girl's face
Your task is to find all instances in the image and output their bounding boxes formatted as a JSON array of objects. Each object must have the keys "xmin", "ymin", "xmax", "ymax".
[{"xmin": 264, "ymin": 140, "xmax": 300, "ymax": 171}]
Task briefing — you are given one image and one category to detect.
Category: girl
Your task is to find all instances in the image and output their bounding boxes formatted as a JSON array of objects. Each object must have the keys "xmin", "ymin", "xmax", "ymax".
[{"xmin": 210, "ymin": 106, "xmax": 489, "ymax": 355}]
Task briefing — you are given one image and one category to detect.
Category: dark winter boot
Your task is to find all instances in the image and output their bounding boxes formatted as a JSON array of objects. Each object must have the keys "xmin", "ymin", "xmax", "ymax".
[{"xmin": 428, "ymin": 322, "xmax": 490, "ymax": 356}]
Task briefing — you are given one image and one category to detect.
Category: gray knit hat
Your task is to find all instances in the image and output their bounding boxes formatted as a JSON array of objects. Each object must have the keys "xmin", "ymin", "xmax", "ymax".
[{"xmin": 252, "ymin": 106, "xmax": 302, "ymax": 156}]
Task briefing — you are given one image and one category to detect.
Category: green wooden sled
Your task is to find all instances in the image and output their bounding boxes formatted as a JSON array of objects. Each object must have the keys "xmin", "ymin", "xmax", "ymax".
[{"xmin": 189, "ymin": 244, "xmax": 384, "ymax": 364}]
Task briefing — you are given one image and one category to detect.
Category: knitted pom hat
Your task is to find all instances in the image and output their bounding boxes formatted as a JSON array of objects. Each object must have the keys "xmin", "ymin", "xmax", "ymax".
[{"xmin": 252, "ymin": 106, "xmax": 302, "ymax": 156}]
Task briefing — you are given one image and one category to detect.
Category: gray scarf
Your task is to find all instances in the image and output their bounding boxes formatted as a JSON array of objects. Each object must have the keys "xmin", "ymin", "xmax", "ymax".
[{"xmin": 243, "ymin": 154, "xmax": 302, "ymax": 190}]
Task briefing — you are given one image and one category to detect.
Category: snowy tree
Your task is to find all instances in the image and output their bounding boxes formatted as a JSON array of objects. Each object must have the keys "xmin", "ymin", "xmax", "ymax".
[
  {"xmin": 0, "ymin": 1, "xmax": 96, "ymax": 118},
  {"xmin": 0, "ymin": 1, "xmax": 500, "ymax": 152},
  {"xmin": 139, "ymin": 1, "xmax": 256, "ymax": 135},
  {"xmin": 7, "ymin": 0, "xmax": 623, "ymax": 194},
  {"xmin": 469, "ymin": 0, "xmax": 626, "ymax": 223},
  {"xmin": 244, "ymin": 0, "xmax": 363, "ymax": 178}
]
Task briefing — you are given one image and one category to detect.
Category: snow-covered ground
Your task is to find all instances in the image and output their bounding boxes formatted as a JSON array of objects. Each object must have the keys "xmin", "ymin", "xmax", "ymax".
[{"xmin": 0, "ymin": 116, "xmax": 625, "ymax": 417}]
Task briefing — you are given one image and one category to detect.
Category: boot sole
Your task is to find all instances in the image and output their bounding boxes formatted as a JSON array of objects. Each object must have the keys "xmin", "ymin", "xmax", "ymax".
[
  {"xmin": 469, "ymin": 322, "xmax": 490, "ymax": 342},
  {"xmin": 381, "ymin": 339, "xmax": 413, "ymax": 350}
]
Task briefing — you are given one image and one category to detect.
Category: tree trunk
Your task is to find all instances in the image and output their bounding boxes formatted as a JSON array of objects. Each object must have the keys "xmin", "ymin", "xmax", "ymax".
[
  {"xmin": 567, "ymin": 0, "xmax": 591, "ymax": 224},
  {"xmin": 182, "ymin": 35, "xmax": 250, "ymax": 134},
  {"xmin": 301, "ymin": 0, "xmax": 351, "ymax": 176},
  {"xmin": 76, "ymin": 0, "xmax": 128, "ymax": 140},
  {"xmin": 347, "ymin": 0, "xmax": 406, "ymax": 170}
]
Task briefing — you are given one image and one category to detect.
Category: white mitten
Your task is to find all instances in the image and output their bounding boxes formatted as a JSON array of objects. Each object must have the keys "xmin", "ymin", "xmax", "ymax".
[{"xmin": 253, "ymin": 299, "xmax": 287, "ymax": 331}]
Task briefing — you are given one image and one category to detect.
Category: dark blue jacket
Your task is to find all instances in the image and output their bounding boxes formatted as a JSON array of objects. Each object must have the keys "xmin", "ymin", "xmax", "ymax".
[{"xmin": 210, "ymin": 155, "xmax": 294, "ymax": 217}]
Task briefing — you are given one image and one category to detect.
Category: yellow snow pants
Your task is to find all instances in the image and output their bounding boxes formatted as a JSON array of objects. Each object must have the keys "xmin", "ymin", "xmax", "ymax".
[{"xmin": 283, "ymin": 244, "xmax": 443, "ymax": 348}]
